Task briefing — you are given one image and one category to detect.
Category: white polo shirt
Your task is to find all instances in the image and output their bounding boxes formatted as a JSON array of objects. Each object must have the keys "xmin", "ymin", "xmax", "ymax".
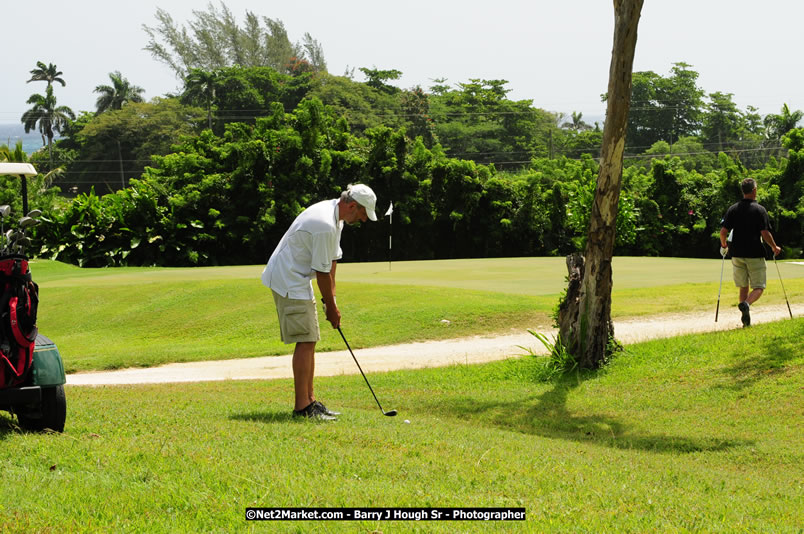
[{"xmin": 261, "ymin": 199, "xmax": 344, "ymax": 300}]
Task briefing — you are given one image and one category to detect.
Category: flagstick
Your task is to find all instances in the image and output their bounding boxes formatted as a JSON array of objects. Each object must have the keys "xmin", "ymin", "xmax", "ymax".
[
  {"xmin": 385, "ymin": 202, "xmax": 394, "ymax": 271},
  {"xmin": 388, "ymin": 209, "xmax": 392, "ymax": 271}
]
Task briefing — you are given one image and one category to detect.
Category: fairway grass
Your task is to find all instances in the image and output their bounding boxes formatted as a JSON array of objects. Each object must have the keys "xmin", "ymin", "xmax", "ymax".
[
  {"xmin": 1, "ymin": 318, "xmax": 801, "ymax": 532},
  {"xmin": 32, "ymin": 257, "xmax": 804, "ymax": 372}
]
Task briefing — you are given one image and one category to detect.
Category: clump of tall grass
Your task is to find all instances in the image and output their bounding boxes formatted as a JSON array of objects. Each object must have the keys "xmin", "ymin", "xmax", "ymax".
[
  {"xmin": 517, "ymin": 331, "xmax": 578, "ymax": 381},
  {"xmin": 519, "ymin": 329, "xmax": 624, "ymax": 381}
]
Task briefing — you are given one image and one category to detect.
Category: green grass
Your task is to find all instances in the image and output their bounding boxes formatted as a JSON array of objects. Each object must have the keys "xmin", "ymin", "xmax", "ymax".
[
  {"xmin": 1, "ymin": 318, "xmax": 801, "ymax": 532},
  {"xmin": 32, "ymin": 257, "xmax": 804, "ymax": 372}
]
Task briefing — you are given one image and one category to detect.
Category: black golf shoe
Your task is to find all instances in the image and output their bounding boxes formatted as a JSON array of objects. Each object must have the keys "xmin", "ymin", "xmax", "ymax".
[
  {"xmin": 293, "ymin": 402, "xmax": 336, "ymax": 421},
  {"xmin": 738, "ymin": 301, "xmax": 751, "ymax": 327},
  {"xmin": 314, "ymin": 400, "xmax": 341, "ymax": 416}
]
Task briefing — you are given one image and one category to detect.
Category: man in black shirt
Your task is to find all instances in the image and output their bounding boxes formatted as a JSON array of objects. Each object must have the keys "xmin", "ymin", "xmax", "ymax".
[{"xmin": 720, "ymin": 178, "xmax": 781, "ymax": 327}]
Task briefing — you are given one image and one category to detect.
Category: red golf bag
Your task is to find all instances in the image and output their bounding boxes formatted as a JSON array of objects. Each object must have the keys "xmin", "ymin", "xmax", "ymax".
[{"xmin": 0, "ymin": 257, "xmax": 38, "ymax": 389}]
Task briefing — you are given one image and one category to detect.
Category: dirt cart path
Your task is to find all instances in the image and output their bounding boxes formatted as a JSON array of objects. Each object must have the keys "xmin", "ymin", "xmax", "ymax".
[{"xmin": 68, "ymin": 304, "xmax": 802, "ymax": 386}]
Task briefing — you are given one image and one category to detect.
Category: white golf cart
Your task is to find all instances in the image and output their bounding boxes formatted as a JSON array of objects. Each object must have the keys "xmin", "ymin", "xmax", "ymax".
[{"xmin": 0, "ymin": 162, "xmax": 66, "ymax": 432}]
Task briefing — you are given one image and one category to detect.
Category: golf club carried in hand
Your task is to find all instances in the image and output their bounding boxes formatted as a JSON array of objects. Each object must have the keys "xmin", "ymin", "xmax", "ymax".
[
  {"xmin": 773, "ymin": 257, "xmax": 793, "ymax": 319},
  {"xmin": 715, "ymin": 248, "xmax": 727, "ymax": 322},
  {"xmin": 337, "ymin": 326, "xmax": 397, "ymax": 417}
]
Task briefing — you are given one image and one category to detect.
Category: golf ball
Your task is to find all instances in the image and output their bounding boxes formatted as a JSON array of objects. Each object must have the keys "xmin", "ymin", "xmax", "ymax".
[{"xmin": 404, "ymin": 419, "xmax": 410, "ymax": 424}]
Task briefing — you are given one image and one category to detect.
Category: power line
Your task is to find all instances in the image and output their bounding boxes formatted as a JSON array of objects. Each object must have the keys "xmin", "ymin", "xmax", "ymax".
[
  {"xmin": 2, "ymin": 97, "xmax": 799, "ymax": 120},
  {"xmin": 31, "ymin": 145, "xmax": 787, "ymax": 183}
]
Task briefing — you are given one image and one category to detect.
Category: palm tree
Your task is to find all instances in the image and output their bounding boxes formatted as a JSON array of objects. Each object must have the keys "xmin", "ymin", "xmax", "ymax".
[
  {"xmin": 762, "ymin": 103, "xmax": 804, "ymax": 157},
  {"xmin": 182, "ymin": 68, "xmax": 218, "ymax": 129},
  {"xmin": 561, "ymin": 111, "xmax": 592, "ymax": 131},
  {"xmin": 765, "ymin": 103, "xmax": 803, "ymax": 140},
  {"xmin": 21, "ymin": 85, "xmax": 75, "ymax": 167},
  {"xmin": 94, "ymin": 71, "xmax": 145, "ymax": 113},
  {"xmin": 27, "ymin": 61, "xmax": 66, "ymax": 87}
]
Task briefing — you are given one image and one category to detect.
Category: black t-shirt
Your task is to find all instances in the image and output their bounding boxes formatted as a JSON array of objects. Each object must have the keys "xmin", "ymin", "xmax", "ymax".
[{"xmin": 722, "ymin": 199, "xmax": 771, "ymax": 258}]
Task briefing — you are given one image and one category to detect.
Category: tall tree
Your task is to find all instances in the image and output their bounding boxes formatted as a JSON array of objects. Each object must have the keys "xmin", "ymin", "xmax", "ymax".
[
  {"xmin": 143, "ymin": 2, "xmax": 326, "ymax": 78},
  {"xmin": 701, "ymin": 91, "xmax": 743, "ymax": 152},
  {"xmin": 359, "ymin": 67, "xmax": 403, "ymax": 93},
  {"xmin": 558, "ymin": 0, "xmax": 644, "ymax": 369},
  {"xmin": 27, "ymin": 61, "xmax": 66, "ymax": 87},
  {"xmin": 664, "ymin": 62, "xmax": 705, "ymax": 143},
  {"xmin": 429, "ymin": 78, "xmax": 555, "ymax": 168},
  {"xmin": 21, "ymin": 85, "xmax": 75, "ymax": 168},
  {"xmin": 306, "ymin": 72, "xmax": 406, "ymax": 136},
  {"xmin": 301, "ymin": 33, "xmax": 327, "ymax": 72},
  {"xmin": 622, "ymin": 70, "xmax": 667, "ymax": 150},
  {"xmin": 620, "ymin": 63, "xmax": 703, "ymax": 152},
  {"xmin": 94, "ymin": 71, "xmax": 145, "ymax": 113},
  {"xmin": 72, "ymin": 98, "xmax": 204, "ymax": 192}
]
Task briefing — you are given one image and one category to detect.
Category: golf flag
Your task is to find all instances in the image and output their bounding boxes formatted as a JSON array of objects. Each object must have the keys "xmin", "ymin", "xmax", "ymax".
[{"xmin": 385, "ymin": 202, "xmax": 393, "ymax": 216}]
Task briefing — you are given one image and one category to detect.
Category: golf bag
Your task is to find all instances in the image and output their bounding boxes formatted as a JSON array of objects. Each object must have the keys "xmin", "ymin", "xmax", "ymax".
[{"xmin": 0, "ymin": 257, "xmax": 38, "ymax": 389}]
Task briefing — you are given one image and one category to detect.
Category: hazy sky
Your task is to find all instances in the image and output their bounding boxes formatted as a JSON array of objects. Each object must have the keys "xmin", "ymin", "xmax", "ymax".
[{"xmin": 2, "ymin": 0, "xmax": 802, "ymax": 125}]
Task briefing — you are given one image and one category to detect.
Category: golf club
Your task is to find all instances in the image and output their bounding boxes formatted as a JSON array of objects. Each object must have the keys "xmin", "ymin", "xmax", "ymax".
[
  {"xmin": 337, "ymin": 326, "xmax": 397, "ymax": 417},
  {"xmin": 16, "ymin": 217, "xmax": 40, "ymax": 252},
  {"xmin": 14, "ymin": 236, "xmax": 31, "ymax": 254},
  {"xmin": 0, "ymin": 205, "xmax": 9, "ymax": 238},
  {"xmin": 19, "ymin": 216, "xmax": 39, "ymax": 230},
  {"xmin": 773, "ymin": 257, "xmax": 793, "ymax": 319},
  {"xmin": 715, "ymin": 248, "xmax": 726, "ymax": 322},
  {"xmin": 3, "ymin": 230, "xmax": 16, "ymax": 256}
]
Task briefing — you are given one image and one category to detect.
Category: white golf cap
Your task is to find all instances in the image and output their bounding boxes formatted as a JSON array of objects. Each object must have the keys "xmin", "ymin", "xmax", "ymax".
[{"xmin": 348, "ymin": 184, "xmax": 378, "ymax": 221}]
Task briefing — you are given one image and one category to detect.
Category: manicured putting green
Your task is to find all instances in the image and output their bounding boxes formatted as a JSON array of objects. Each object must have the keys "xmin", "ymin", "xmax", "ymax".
[
  {"xmin": 32, "ymin": 256, "xmax": 804, "ymax": 296},
  {"xmin": 335, "ymin": 256, "xmax": 804, "ymax": 295}
]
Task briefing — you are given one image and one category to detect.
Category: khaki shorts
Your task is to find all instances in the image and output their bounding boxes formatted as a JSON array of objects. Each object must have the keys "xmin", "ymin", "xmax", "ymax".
[
  {"xmin": 732, "ymin": 257, "xmax": 766, "ymax": 289},
  {"xmin": 271, "ymin": 291, "xmax": 320, "ymax": 344}
]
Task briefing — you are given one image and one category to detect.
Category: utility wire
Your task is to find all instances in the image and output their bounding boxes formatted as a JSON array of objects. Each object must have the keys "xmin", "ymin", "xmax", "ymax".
[{"xmin": 33, "ymin": 145, "xmax": 788, "ymax": 184}]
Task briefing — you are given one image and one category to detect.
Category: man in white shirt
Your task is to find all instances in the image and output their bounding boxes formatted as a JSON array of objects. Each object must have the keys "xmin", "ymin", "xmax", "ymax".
[{"xmin": 262, "ymin": 184, "xmax": 378, "ymax": 420}]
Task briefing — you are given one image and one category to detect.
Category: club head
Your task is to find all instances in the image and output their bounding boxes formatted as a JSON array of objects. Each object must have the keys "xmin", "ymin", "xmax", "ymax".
[
  {"xmin": 384, "ymin": 409, "xmax": 398, "ymax": 417},
  {"xmin": 19, "ymin": 216, "xmax": 39, "ymax": 229},
  {"xmin": 26, "ymin": 209, "xmax": 42, "ymax": 218},
  {"xmin": 0, "ymin": 205, "xmax": 9, "ymax": 218}
]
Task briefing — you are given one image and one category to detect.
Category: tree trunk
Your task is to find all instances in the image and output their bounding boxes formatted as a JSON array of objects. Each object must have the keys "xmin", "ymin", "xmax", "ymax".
[{"xmin": 558, "ymin": 0, "xmax": 643, "ymax": 369}]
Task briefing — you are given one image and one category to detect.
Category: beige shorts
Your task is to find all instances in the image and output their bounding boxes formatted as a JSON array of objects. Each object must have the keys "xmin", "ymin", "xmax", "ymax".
[
  {"xmin": 732, "ymin": 257, "xmax": 766, "ymax": 289},
  {"xmin": 271, "ymin": 291, "xmax": 320, "ymax": 344}
]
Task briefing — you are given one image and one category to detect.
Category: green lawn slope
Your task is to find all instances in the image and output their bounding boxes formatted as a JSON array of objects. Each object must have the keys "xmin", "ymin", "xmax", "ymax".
[
  {"xmin": 1, "ymin": 318, "xmax": 801, "ymax": 532},
  {"xmin": 31, "ymin": 257, "xmax": 804, "ymax": 372}
]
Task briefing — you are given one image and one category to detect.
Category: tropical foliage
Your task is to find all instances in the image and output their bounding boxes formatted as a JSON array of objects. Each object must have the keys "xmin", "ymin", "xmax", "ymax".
[
  {"xmin": 142, "ymin": 2, "xmax": 326, "ymax": 78},
  {"xmin": 27, "ymin": 61, "xmax": 65, "ymax": 87},
  {"xmin": 55, "ymin": 99, "xmax": 206, "ymax": 193},
  {"xmin": 21, "ymin": 85, "xmax": 75, "ymax": 167},
  {"xmin": 0, "ymin": 142, "xmax": 63, "ymax": 215},
  {"xmin": 27, "ymin": 93, "xmax": 804, "ymax": 266},
  {"xmin": 94, "ymin": 71, "xmax": 145, "ymax": 113},
  {"xmin": 14, "ymin": 16, "xmax": 804, "ymax": 268}
]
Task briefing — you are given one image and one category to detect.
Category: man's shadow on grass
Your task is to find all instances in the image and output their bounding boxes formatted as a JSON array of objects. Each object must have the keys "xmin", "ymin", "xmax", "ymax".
[
  {"xmin": 716, "ymin": 319, "xmax": 803, "ymax": 391},
  {"xmin": 229, "ymin": 410, "xmax": 296, "ymax": 424},
  {"xmin": 0, "ymin": 415, "xmax": 19, "ymax": 439},
  {"xmin": 437, "ymin": 373, "xmax": 751, "ymax": 454}
]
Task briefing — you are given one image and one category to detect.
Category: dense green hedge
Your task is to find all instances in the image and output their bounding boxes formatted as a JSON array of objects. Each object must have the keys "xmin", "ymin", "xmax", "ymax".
[{"xmin": 29, "ymin": 99, "xmax": 804, "ymax": 267}]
